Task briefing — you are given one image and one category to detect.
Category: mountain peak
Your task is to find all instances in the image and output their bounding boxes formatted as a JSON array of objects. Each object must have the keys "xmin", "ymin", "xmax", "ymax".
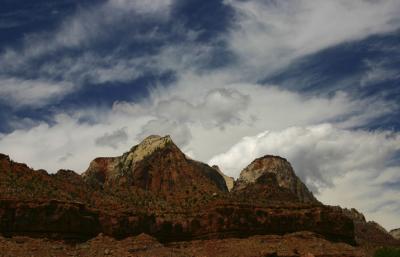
[
  {"xmin": 233, "ymin": 155, "xmax": 318, "ymax": 203},
  {"xmin": 83, "ymin": 135, "xmax": 228, "ymax": 196},
  {"xmin": 126, "ymin": 135, "xmax": 174, "ymax": 163}
]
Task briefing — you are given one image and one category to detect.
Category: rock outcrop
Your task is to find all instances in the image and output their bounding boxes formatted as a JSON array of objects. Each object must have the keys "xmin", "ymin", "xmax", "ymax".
[
  {"xmin": 233, "ymin": 155, "xmax": 318, "ymax": 203},
  {"xmin": 83, "ymin": 135, "xmax": 228, "ymax": 198},
  {"xmin": 390, "ymin": 228, "xmax": 400, "ymax": 240}
]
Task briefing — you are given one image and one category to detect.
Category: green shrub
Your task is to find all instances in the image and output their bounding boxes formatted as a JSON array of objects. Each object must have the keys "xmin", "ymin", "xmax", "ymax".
[{"xmin": 374, "ymin": 247, "xmax": 400, "ymax": 257}]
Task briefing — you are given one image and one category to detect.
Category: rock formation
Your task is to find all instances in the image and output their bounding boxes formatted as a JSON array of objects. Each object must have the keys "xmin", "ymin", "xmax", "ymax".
[
  {"xmin": 0, "ymin": 135, "xmax": 398, "ymax": 256},
  {"xmin": 234, "ymin": 155, "xmax": 318, "ymax": 203},
  {"xmin": 390, "ymin": 228, "xmax": 400, "ymax": 240},
  {"xmin": 83, "ymin": 135, "xmax": 228, "ymax": 199}
]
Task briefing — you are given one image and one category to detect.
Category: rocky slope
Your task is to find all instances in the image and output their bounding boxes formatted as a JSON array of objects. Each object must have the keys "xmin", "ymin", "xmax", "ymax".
[
  {"xmin": 341, "ymin": 208, "xmax": 400, "ymax": 247},
  {"xmin": 0, "ymin": 135, "xmax": 398, "ymax": 256}
]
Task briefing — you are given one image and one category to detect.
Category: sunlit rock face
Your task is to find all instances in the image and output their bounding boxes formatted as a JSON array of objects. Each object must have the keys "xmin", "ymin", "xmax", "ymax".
[
  {"xmin": 82, "ymin": 135, "xmax": 229, "ymax": 198},
  {"xmin": 233, "ymin": 155, "xmax": 318, "ymax": 203},
  {"xmin": 391, "ymin": 228, "xmax": 400, "ymax": 240}
]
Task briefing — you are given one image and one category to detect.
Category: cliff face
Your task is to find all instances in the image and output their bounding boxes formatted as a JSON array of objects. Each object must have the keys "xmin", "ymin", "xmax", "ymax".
[
  {"xmin": 0, "ymin": 200, "xmax": 100, "ymax": 240},
  {"xmin": 234, "ymin": 155, "xmax": 318, "ymax": 203},
  {"xmin": 212, "ymin": 165, "xmax": 234, "ymax": 191}
]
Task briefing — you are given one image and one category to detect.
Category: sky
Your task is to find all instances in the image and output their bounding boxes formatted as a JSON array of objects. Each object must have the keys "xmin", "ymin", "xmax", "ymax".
[{"xmin": 0, "ymin": 0, "xmax": 399, "ymax": 230}]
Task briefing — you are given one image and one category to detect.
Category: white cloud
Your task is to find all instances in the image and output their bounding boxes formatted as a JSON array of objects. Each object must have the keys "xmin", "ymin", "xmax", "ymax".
[
  {"xmin": 122, "ymin": 71, "xmax": 391, "ymax": 161},
  {"xmin": 0, "ymin": 77, "xmax": 75, "ymax": 107},
  {"xmin": 225, "ymin": 0, "xmax": 400, "ymax": 77},
  {"xmin": 95, "ymin": 128, "xmax": 129, "ymax": 149},
  {"xmin": 0, "ymin": 113, "xmax": 153, "ymax": 173},
  {"xmin": 0, "ymin": 0, "xmax": 178, "ymax": 109},
  {"xmin": 51, "ymin": 0, "xmax": 173, "ymax": 48},
  {"xmin": 319, "ymin": 167, "xmax": 400, "ymax": 231},
  {"xmin": 137, "ymin": 119, "xmax": 192, "ymax": 147},
  {"xmin": 0, "ymin": 70, "xmax": 391, "ymax": 173},
  {"xmin": 108, "ymin": 0, "xmax": 173, "ymax": 14},
  {"xmin": 209, "ymin": 124, "xmax": 400, "ymax": 230},
  {"xmin": 152, "ymin": 88, "xmax": 250, "ymax": 128},
  {"xmin": 38, "ymin": 53, "xmax": 151, "ymax": 85},
  {"xmin": 360, "ymin": 59, "xmax": 400, "ymax": 86},
  {"xmin": 0, "ymin": 0, "xmax": 175, "ymax": 89}
]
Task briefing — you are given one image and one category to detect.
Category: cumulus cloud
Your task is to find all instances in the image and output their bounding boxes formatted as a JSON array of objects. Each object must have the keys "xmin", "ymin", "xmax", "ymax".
[
  {"xmin": 95, "ymin": 128, "xmax": 129, "ymax": 149},
  {"xmin": 209, "ymin": 124, "xmax": 400, "ymax": 229},
  {"xmin": 0, "ymin": 114, "xmax": 151, "ymax": 173},
  {"xmin": 0, "ymin": 74, "xmax": 391, "ymax": 173},
  {"xmin": 209, "ymin": 124, "xmax": 400, "ymax": 185},
  {"xmin": 153, "ymin": 88, "xmax": 250, "ymax": 128},
  {"xmin": 137, "ymin": 119, "xmax": 192, "ymax": 147}
]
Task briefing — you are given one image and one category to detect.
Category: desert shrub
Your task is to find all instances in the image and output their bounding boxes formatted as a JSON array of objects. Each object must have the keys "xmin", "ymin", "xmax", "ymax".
[{"xmin": 374, "ymin": 247, "xmax": 400, "ymax": 257}]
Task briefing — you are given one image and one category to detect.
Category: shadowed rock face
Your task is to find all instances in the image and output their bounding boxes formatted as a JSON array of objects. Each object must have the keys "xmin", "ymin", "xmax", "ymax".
[
  {"xmin": 212, "ymin": 165, "xmax": 234, "ymax": 191},
  {"xmin": 342, "ymin": 208, "xmax": 400, "ymax": 247},
  {"xmin": 234, "ymin": 155, "xmax": 318, "ymax": 203},
  {"xmin": 0, "ymin": 200, "xmax": 100, "ymax": 240}
]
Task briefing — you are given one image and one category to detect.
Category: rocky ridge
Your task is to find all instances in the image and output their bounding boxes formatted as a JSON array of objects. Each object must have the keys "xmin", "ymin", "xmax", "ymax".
[
  {"xmin": 0, "ymin": 135, "xmax": 399, "ymax": 256},
  {"xmin": 341, "ymin": 208, "xmax": 399, "ymax": 247}
]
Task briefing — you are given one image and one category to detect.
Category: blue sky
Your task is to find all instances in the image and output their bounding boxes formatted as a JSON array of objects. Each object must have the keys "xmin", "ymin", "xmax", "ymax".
[{"xmin": 0, "ymin": 0, "xmax": 399, "ymax": 230}]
